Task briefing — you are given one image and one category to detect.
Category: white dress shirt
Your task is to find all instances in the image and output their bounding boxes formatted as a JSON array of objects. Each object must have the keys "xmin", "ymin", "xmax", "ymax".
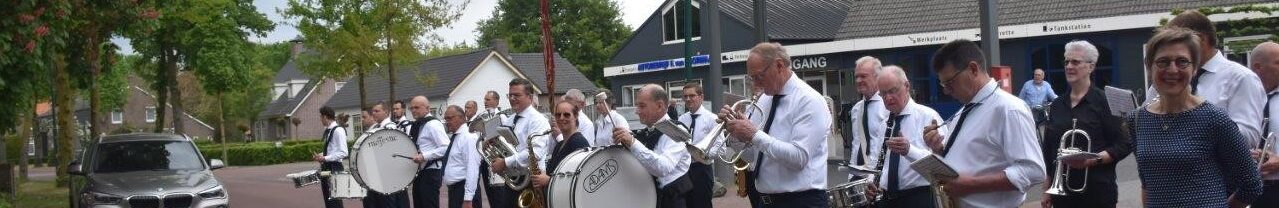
[
  {"xmin": 679, "ymin": 106, "xmax": 719, "ymax": 147},
  {"xmin": 744, "ymin": 74, "xmax": 832, "ymax": 193},
  {"xmin": 1146, "ymin": 50, "xmax": 1266, "ymax": 146},
  {"xmin": 594, "ymin": 110, "xmax": 629, "ymax": 146},
  {"xmin": 416, "ymin": 113, "xmax": 450, "ymax": 169},
  {"xmin": 629, "ymin": 115, "xmax": 692, "ymax": 187},
  {"xmin": 942, "ymin": 80, "xmax": 1046, "ymax": 208},
  {"xmin": 1264, "ymin": 89, "xmax": 1279, "ymax": 180},
  {"xmin": 577, "ymin": 110, "xmax": 596, "ymax": 146},
  {"xmin": 849, "ymin": 93, "xmax": 890, "ymax": 166},
  {"xmin": 503, "ymin": 107, "xmax": 552, "ymax": 170},
  {"xmin": 377, "ymin": 118, "xmax": 400, "ymax": 131},
  {"xmin": 877, "ymin": 99, "xmax": 948, "ymax": 191},
  {"xmin": 323, "ymin": 122, "xmax": 349, "ymax": 162},
  {"xmin": 443, "ymin": 130, "xmax": 482, "ymax": 200}
]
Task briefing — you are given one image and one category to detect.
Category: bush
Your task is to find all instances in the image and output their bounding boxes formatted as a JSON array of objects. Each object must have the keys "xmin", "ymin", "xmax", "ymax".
[{"xmin": 196, "ymin": 139, "xmax": 352, "ymax": 166}]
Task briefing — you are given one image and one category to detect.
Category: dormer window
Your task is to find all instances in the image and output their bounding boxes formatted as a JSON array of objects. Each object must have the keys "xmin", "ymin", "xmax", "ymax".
[{"xmin": 662, "ymin": 0, "xmax": 701, "ymax": 44}]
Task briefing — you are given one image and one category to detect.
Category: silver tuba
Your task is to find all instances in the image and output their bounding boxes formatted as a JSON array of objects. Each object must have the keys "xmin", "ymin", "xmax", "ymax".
[
  {"xmin": 477, "ymin": 119, "xmax": 532, "ymax": 190},
  {"xmin": 1045, "ymin": 119, "xmax": 1092, "ymax": 195}
]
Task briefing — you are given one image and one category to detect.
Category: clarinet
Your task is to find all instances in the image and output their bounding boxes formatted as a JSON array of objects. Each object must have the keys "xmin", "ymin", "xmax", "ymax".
[{"xmin": 870, "ymin": 118, "xmax": 897, "ymax": 203}]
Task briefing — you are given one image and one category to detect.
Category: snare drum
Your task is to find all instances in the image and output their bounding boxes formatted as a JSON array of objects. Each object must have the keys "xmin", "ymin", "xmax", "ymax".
[
  {"xmin": 328, "ymin": 172, "xmax": 367, "ymax": 199},
  {"xmin": 829, "ymin": 177, "xmax": 872, "ymax": 208},
  {"xmin": 547, "ymin": 146, "xmax": 656, "ymax": 208},
  {"xmin": 350, "ymin": 129, "xmax": 420, "ymax": 194}
]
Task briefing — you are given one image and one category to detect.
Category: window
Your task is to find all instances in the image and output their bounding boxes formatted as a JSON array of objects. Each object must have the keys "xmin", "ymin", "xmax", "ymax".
[
  {"xmin": 661, "ymin": 0, "xmax": 701, "ymax": 44},
  {"xmin": 272, "ymin": 84, "xmax": 287, "ymax": 100},
  {"xmin": 93, "ymin": 141, "xmax": 205, "ymax": 173},
  {"xmin": 620, "ymin": 85, "xmax": 644, "ymax": 107},
  {"xmin": 111, "ymin": 109, "xmax": 123, "ymax": 124},
  {"xmin": 721, "ymin": 75, "xmax": 750, "ymax": 99},
  {"xmin": 803, "ymin": 76, "xmax": 826, "ymax": 95},
  {"xmin": 335, "ymin": 82, "xmax": 347, "ymax": 91},
  {"xmin": 145, "ymin": 106, "xmax": 157, "ymax": 123}
]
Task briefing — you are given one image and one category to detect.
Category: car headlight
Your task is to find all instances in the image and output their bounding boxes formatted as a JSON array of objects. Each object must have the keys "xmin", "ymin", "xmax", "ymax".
[
  {"xmin": 82, "ymin": 191, "xmax": 123, "ymax": 205},
  {"xmin": 198, "ymin": 185, "xmax": 227, "ymax": 199}
]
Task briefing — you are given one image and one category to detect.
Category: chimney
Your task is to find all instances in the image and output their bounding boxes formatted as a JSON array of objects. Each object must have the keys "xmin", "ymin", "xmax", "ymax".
[
  {"xmin": 290, "ymin": 37, "xmax": 305, "ymax": 58},
  {"xmin": 491, "ymin": 39, "xmax": 510, "ymax": 57}
]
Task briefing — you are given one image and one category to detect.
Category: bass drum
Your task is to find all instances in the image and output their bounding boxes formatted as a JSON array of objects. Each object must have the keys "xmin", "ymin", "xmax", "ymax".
[
  {"xmin": 547, "ymin": 146, "xmax": 656, "ymax": 208},
  {"xmin": 351, "ymin": 129, "xmax": 420, "ymax": 194}
]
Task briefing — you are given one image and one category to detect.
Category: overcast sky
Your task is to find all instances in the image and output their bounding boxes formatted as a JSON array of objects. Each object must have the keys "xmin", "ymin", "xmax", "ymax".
[{"xmin": 111, "ymin": 0, "xmax": 663, "ymax": 54}]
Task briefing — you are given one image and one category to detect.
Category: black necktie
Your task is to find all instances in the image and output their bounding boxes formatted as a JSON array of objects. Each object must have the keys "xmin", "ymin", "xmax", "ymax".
[
  {"xmin": 885, "ymin": 114, "xmax": 905, "ymax": 192},
  {"xmin": 941, "ymin": 103, "xmax": 981, "ymax": 157},
  {"xmin": 1191, "ymin": 67, "xmax": 1207, "ymax": 94},
  {"xmin": 754, "ymin": 94, "xmax": 785, "ymax": 176},
  {"xmin": 441, "ymin": 133, "xmax": 459, "ymax": 169},
  {"xmin": 858, "ymin": 99, "xmax": 875, "ymax": 166},
  {"xmin": 513, "ymin": 115, "xmax": 523, "ymax": 128},
  {"xmin": 689, "ymin": 113, "xmax": 699, "ymax": 133}
]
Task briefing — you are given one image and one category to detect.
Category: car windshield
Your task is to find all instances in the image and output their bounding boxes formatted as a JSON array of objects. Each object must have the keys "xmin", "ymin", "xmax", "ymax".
[{"xmin": 93, "ymin": 140, "xmax": 205, "ymax": 173}]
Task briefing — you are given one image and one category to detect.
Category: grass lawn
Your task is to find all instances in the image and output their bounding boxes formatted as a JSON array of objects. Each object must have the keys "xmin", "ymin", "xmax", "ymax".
[{"xmin": 1, "ymin": 180, "xmax": 69, "ymax": 208}]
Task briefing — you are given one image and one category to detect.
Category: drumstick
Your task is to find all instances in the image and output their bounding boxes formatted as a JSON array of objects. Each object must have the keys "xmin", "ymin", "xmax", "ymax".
[{"xmin": 392, "ymin": 154, "xmax": 414, "ymax": 160}]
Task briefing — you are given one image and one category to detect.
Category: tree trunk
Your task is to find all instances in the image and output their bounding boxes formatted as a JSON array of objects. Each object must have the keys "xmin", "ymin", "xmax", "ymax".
[
  {"xmin": 386, "ymin": 26, "xmax": 396, "ymax": 104},
  {"xmin": 167, "ymin": 47, "xmax": 186, "ymax": 135},
  {"xmin": 219, "ymin": 93, "xmax": 227, "ymax": 165},
  {"xmin": 153, "ymin": 41, "xmax": 170, "ymax": 133},
  {"xmin": 54, "ymin": 54, "xmax": 76, "ymax": 187},
  {"xmin": 18, "ymin": 100, "xmax": 33, "ymax": 181},
  {"xmin": 358, "ymin": 65, "xmax": 367, "ymax": 110},
  {"xmin": 88, "ymin": 34, "xmax": 102, "ymax": 140}
]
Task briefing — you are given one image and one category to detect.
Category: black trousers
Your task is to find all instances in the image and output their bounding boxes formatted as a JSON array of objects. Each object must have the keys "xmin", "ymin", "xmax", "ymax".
[
  {"xmin": 745, "ymin": 170, "xmax": 760, "ymax": 208},
  {"xmin": 1048, "ymin": 183, "xmax": 1117, "ymax": 208},
  {"xmin": 658, "ymin": 175, "xmax": 694, "ymax": 208},
  {"xmin": 364, "ymin": 191, "xmax": 411, "ymax": 208},
  {"xmin": 319, "ymin": 162, "xmax": 344, "ymax": 208},
  {"xmin": 480, "ymin": 161, "xmax": 515, "ymax": 208},
  {"xmin": 1252, "ymin": 181, "xmax": 1279, "ymax": 208},
  {"xmin": 754, "ymin": 189, "xmax": 828, "ymax": 208},
  {"xmin": 447, "ymin": 181, "xmax": 484, "ymax": 208},
  {"xmin": 686, "ymin": 163, "xmax": 714, "ymax": 208},
  {"xmin": 414, "ymin": 168, "xmax": 445, "ymax": 208},
  {"xmin": 877, "ymin": 186, "xmax": 935, "ymax": 208}
]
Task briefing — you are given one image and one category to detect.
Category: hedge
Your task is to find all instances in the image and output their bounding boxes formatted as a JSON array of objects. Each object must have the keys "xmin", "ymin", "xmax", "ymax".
[{"xmin": 197, "ymin": 139, "xmax": 357, "ymax": 166}]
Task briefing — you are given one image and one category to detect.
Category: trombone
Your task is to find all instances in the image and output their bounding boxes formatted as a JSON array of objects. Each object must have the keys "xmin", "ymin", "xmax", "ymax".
[{"xmin": 1045, "ymin": 119, "xmax": 1092, "ymax": 195}]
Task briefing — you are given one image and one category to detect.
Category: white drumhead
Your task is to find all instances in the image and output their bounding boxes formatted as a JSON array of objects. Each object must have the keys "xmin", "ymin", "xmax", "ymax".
[
  {"xmin": 352, "ymin": 129, "xmax": 419, "ymax": 194},
  {"xmin": 548, "ymin": 147, "xmax": 656, "ymax": 208}
]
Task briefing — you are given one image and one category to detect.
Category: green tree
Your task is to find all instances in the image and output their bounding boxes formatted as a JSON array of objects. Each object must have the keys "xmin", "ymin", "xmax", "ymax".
[
  {"xmin": 1164, "ymin": 5, "xmax": 1279, "ymax": 55},
  {"xmin": 476, "ymin": 0, "xmax": 630, "ymax": 87},
  {"xmin": 426, "ymin": 42, "xmax": 478, "ymax": 58}
]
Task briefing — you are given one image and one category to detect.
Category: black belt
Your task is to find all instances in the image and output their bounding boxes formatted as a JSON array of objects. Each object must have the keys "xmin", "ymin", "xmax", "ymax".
[
  {"xmin": 1265, "ymin": 180, "xmax": 1279, "ymax": 187},
  {"xmin": 883, "ymin": 185, "xmax": 931, "ymax": 200},
  {"xmin": 758, "ymin": 189, "xmax": 825, "ymax": 205}
]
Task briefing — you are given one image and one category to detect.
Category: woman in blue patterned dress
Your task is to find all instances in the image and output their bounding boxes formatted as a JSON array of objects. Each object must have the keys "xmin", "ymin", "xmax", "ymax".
[{"xmin": 1128, "ymin": 27, "xmax": 1263, "ymax": 207}]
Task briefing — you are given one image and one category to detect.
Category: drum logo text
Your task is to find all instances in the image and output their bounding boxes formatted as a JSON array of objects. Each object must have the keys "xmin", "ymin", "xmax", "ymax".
[{"xmin": 584, "ymin": 159, "xmax": 619, "ymax": 193}]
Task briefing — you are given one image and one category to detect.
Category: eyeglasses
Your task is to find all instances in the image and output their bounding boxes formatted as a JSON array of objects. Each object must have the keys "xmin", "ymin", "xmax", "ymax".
[
  {"xmin": 938, "ymin": 68, "xmax": 967, "ymax": 89},
  {"xmin": 1153, "ymin": 58, "xmax": 1193, "ymax": 70},
  {"xmin": 1063, "ymin": 59, "xmax": 1092, "ymax": 66},
  {"xmin": 554, "ymin": 112, "xmax": 574, "ymax": 118},
  {"xmin": 749, "ymin": 60, "xmax": 777, "ymax": 83},
  {"xmin": 682, "ymin": 93, "xmax": 701, "ymax": 99}
]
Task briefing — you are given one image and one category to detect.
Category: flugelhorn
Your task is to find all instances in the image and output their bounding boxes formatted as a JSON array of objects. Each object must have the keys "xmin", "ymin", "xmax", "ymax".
[{"xmin": 1045, "ymin": 119, "xmax": 1092, "ymax": 195}]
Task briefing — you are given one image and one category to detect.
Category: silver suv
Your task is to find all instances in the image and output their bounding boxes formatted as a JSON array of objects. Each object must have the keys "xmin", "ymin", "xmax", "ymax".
[{"xmin": 69, "ymin": 133, "xmax": 230, "ymax": 208}]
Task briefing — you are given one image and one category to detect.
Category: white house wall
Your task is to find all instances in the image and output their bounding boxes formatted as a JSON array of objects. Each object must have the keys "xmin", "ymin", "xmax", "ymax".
[{"xmin": 448, "ymin": 54, "xmax": 517, "ymax": 110}]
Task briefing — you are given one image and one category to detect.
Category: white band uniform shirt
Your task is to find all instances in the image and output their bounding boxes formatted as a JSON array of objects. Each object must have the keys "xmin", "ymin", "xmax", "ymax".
[
  {"xmin": 746, "ymin": 74, "xmax": 832, "ymax": 193},
  {"xmin": 594, "ymin": 110, "xmax": 629, "ymax": 146},
  {"xmin": 1266, "ymin": 89, "xmax": 1279, "ymax": 181},
  {"xmin": 503, "ymin": 107, "xmax": 552, "ymax": 170},
  {"xmin": 577, "ymin": 110, "xmax": 596, "ymax": 146},
  {"xmin": 679, "ymin": 106, "xmax": 720, "ymax": 148},
  {"xmin": 629, "ymin": 115, "xmax": 693, "ymax": 187},
  {"xmin": 443, "ymin": 128, "xmax": 483, "ymax": 200},
  {"xmin": 879, "ymin": 99, "xmax": 948, "ymax": 190},
  {"xmin": 1145, "ymin": 50, "xmax": 1266, "ymax": 146},
  {"xmin": 323, "ymin": 122, "xmax": 349, "ymax": 162},
  {"xmin": 941, "ymin": 80, "xmax": 1046, "ymax": 208},
  {"xmin": 849, "ymin": 93, "xmax": 889, "ymax": 167},
  {"xmin": 416, "ymin": 113, "xmax": 451, "ymax": 169}
]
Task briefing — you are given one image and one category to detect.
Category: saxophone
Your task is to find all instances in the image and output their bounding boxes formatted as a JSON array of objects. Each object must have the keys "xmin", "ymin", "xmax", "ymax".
[{"xmin": 517, "ymin": 130, "xmax": 554, "ymax": 208}]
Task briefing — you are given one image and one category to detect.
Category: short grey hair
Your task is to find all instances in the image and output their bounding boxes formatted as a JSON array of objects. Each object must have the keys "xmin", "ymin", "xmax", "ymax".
[
  {"xmin": 855, "ymin": 56, "xmax": 883, "ymax": 76},
  {"xmin": 564, "ymin": 88, "xmax": 585, "ymax": 102},
  {"xmin": 881, "ymin": 65, "xmax": 910, "ymax": 84},
  {"xmin": 750, "ymin": 42, "xmax": 791, "ymax": 67},
  {"xmin": 640, "ymin": 84, "xmax": 669, "ymax": 105},
  {"xmin": 1064, "ymin": 40, "xmax": 1100, "ymax": 63}
]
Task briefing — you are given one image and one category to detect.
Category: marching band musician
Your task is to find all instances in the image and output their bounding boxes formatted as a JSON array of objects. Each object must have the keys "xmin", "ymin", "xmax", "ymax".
[
  {"xmin": 484, "ymin": 90, "xmax": 505, "ymax": 117},
  {"xmin": 488, "ymin": 78, "xmax": 553, "ymax": 208},
  {"xmin": 1249, "ymin": 41, "xmax": 1279, "ymax": 207},
  {"xmin": 313, "ymin": 106, "xmax": 349, "ymax": 208},
  {"xmin": 720, "ymin": 42, "xmax": 832, "ymax": 208},
  {"xmin": 530, "ymin": 100, "xmax": 591, "ymax": 206},
  {"xmin": 868, "ymin": 66, "xmax": 948, "ymax": 207},
  {"xmin": 677, "ymin": 83, "xmax": 717, "ymax": 208},
  {"xmin": 563, "ymin": 89, "xmax": 597, "ymax": 146},
  {"xmin": 478, "ymin": 90, "xmax": 511, "ymax": 208},
  {"xmin": 441, "ymin": 105, "xmax": 483, "ymax": 208},
  {"xmin": 921, "ymin": 39, "xmax": 1046, "ymax": 207},
  {"xmin": 1040, "ymin": 40, "xmax": 1132, "ymax": 208},
  {"xmin": 593, "ymin": 89, "xmax": 629, "ymax": 146},
  {"xmin": 394, "ymin": 100, "xmax": 414, "ymax": 128},
  {"xmin": 364, "ymin": 103, "xmax": 411, "ymax": 208},
  {"xmin": 848, "ymin": 56, "xmax": 890, "ymax": 178},
  {"xmin": 409, "ymin": 96, "xmax": 451, "ymax": 208},
  {"xmin": 612, "ymin": 84, "xmax": 693, "ymax": 208},
  {"xmin": 465, "ymin": 101, "xmax": 480, "ymax": 124}
]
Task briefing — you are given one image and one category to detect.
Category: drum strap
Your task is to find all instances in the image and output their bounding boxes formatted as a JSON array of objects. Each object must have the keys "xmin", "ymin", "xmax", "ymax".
[{"xmin": 411, "ymin": 116, "xmax": 438, "ymax": 147}]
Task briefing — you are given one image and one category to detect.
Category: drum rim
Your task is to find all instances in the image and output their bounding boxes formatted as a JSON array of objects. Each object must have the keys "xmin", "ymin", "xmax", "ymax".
[
  {"xmin": 350, "ymin": 129, "xmax": 419, "ymax": 194},
  {"xmin": 549, "ymin": 146, "xmax": 656, "ymax": 207}
]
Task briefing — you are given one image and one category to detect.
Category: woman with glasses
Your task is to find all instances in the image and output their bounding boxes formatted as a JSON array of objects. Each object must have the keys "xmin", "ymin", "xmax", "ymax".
[
  {"xmin": 530, "ymin": 100, "xmax": 592, "ymax": 191},
  {"xmin": 1129, "ymin": 27, "xmax": 1262, "ymax": 207}
]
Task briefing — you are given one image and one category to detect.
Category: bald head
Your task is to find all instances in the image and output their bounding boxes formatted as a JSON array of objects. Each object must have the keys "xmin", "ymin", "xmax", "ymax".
[
  {"xmin": 411, "ymin": 96, "xmax": 430, "ymax": 118},
  {"xmin": 635, "ymin": 84, "xmax": 669, "ymax": 125},
  {"xmin": 1251, "ymin": 42, "xmax": 1279, "ymax": 91}
]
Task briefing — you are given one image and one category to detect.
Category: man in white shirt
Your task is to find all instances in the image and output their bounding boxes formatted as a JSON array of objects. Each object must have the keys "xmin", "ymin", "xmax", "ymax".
[
  {"xmin": 441, "ymin": 105, "xmax": 483, "ymax": 208},
  {"xmin": 593, "ymin": 90, "xmax": 629, "ymax": 146},
  {"xmin": 465, "ymin": 100, "xmax": 479, "ymax": 122},
  {"xmin": 922, "ymin": 39, "xmax": 1046, "ymax": 208},
  {"xmin": 1145, "ymin": 11, "xmax": 1266, "ymax": 146},
  {"xmin": 1248, "ymin": 41, "xmax": 1279, "ymax": 207},
  {"xmin": 613, "ymin": 84, "xmax": 693, "ymax": 208},
  {"xmin": 564, "ymin": 89, "xmax": 596, "ymax": 146},
  {"xmin": 871, "ymin": 65, "xmax": 949, "ymax": 207},
  {"xmin": 364, "ymin": 102, "xmax": 411, "ymax": 208},
  {"xmin": 720, "ymin": 42, "xmax": 832, "ymax": 208},
  {"xmin": 849, "ymin": 56, "xmax": 890, "ymax": 173},
  {"xmin": 488, "ymin": 78, "xmax": 553, "ymax": 207},
  {"xmin": 313, "ymin": 106, "xmax": 348, "ymax": 208},
  {"xmin": 408, "ymin": 96, "xmax": 450, "ymax": 208},
  {"xmin": 477, "ymin": 90, "xmax": 510, "ymax": 208},
  {"xmin": 393, "ymin": 100, "xmax": 413, "ymax": 128},
  {"xmin": 678, "ymin": 83, "xmax": 717, "ymax": 208}
]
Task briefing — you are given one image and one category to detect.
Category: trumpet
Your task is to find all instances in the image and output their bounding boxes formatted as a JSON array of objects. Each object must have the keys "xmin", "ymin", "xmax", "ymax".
[
  {"xmin": 517, "ymin": 129, "xmax": 554, "ymax": 208},
  {"xmin": 713, "ymin": 95, "xmax": 767, "ymax": 197},
  {"xmin": 1045, "ymin": 119, "xmax": 1092, "ymax": 195}
]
